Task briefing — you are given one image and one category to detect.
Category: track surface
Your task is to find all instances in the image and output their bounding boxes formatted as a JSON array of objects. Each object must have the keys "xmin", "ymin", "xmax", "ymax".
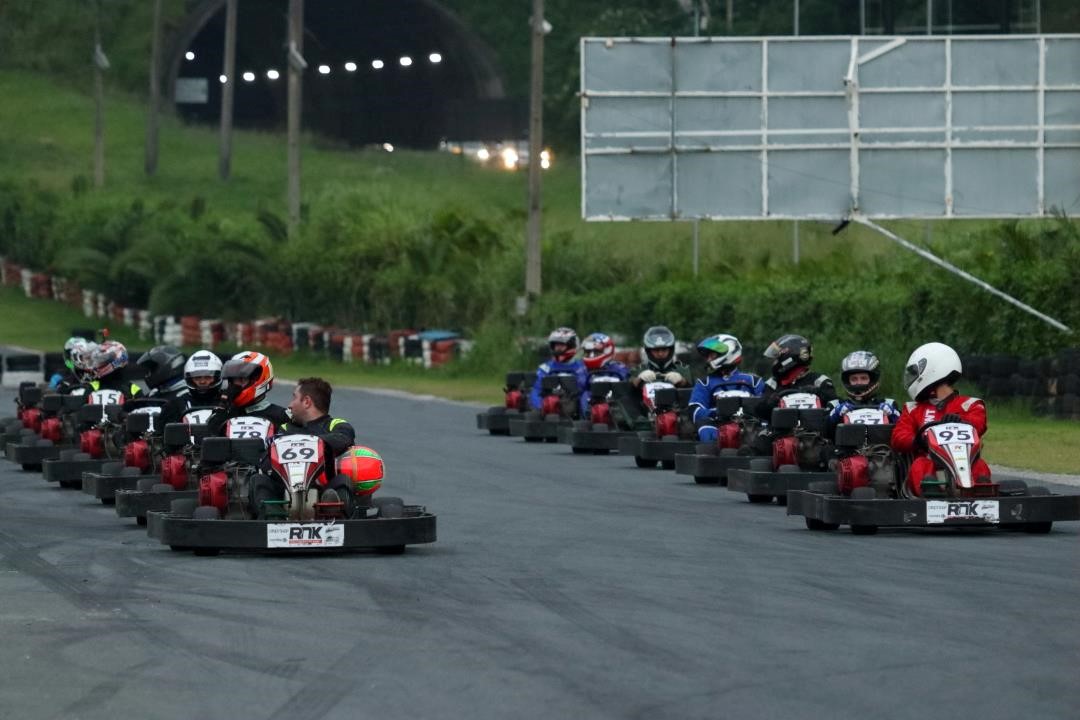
[{"xmin": 1, "ymin": 384, "xmax": 1078, "ymax": 720}]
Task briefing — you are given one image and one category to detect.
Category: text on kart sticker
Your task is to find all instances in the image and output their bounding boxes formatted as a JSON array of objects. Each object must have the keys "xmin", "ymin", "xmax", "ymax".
[
  {"xmin": 89, "ymin": 389, "xmax": 123, "ymax": 405},
  {"xmin": 266, "ymin": 523, "xmax": 344, "ymax": 548},
  {"xmin": 926, "ymin": 500, "xmax": 1000, "ymax": 524},
  {"xmin": 226, "ymin": 416, "xmax": 273, "ymax": 440},
  {"xmin": 778, "ymin": 392, "xmax": 821, "ymax": 409},
  {"xmin": 926, "ymin": 423, "xmax": 974, "ymax": 443},
  {"xmin": 273, "ymin": 435, "xmax": 321, "ymax": 464},
  {"xmin": 843, "ymin": 407, "xmax": 889, "ymax": 424},
  {"xmin": 183, "ymin": 408, "xmax": 214, "ymax": 425}
]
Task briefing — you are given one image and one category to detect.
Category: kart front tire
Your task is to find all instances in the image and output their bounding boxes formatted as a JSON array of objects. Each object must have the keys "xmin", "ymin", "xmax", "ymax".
[
  {"xmin": 806, "ymin": 518, "xmax": 840, "ymax": 531},
  {"xmin": 634, "ymin": 456, "xmax": 655, "ymax": 469}
]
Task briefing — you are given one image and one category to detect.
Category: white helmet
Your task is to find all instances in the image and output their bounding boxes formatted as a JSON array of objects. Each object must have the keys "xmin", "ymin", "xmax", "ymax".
[
  {"xmin": 903, "ymin": 342, "xmax": 962, "ymax": 401},
  {"xmin": 184, "ymin": 350, "xmax": 223, "ymax": 391}
]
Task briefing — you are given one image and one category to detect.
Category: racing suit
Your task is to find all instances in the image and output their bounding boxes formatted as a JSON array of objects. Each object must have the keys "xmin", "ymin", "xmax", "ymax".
[
  {"xmin": 529, "ymin": 359, "xmax": 588, "ymax": 411},
  {"xmin": 205, "ymin": 399, "xmax": 291, "ymax": 438},
  {"xmin": 891, "ymin": 392, "xmax": 990, "ymax": 497},
  {"xmin": 579, "ymin": 361, "xmax": 630, "ymax": 419},
  {"xmin": 690, "ymin": 370, "xmax": 766, "ymax": 441},
  {"xmin": 279, "ymin": 414, "xmax": 357, "ymax": 459},
  {"xmin": 145, "ymin": 377, "xmax": 192, "ymax": 426}
]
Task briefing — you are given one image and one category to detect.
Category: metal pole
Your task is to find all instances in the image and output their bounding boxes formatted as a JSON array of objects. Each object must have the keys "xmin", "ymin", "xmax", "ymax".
[
  {"xmin": 927, "ymin": 0, "xmax": 933, "ymax": 34},
  {"xmin": 287, "ymin": 0, "xmax": 304, "ymax": 238},
  {"xmin": 859, "ymin": 0, "xmax": 866, "ymax": 35},
  {"xmin": 145, "ymin": 0, "xmax": 163, "ymax": 176},
  {"xmin": 525, "ymin": 0, "xmax": 544, "ymax": 298},
  {"xmin": 794, "ymin": 0, "xmax": 799, "ymax": 35},
  {"xmin": 692, "ymin": 3, "xmax": 701, "ymax": 276},
  {"xmin": 93, "ymin": 0, "xmax": 105, "ymax": 189},
  {"xmin": 855, "ymin": 216, "xmax": 1071, "ymax": 332},
  {"xmin": 219, "ymin": 0, "xmax": 237, "ymax": 180},
  {"xmin": 727, "ymin": 0, "xmax": 733, "ymax": 34},
  {"xmin": 792, "ymin": 0, "xmax": 799, "ymax": 264}
]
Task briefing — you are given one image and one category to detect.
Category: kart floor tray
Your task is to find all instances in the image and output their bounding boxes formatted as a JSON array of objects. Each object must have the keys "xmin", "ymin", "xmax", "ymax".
[
  {"xmin": 82, "ymin": 465, "xmax": 146, "ymax": 502},
  {"xmin": 148, "ymin": 506, "xmax": 437, "ymax": 553},
  {"xmin": 7, "ymin": 441, "xmax": 65, "ymax": 467},
  {"xmin": 507, "ymin": 413, "xmax": 566, "ymax": 442},
  {"xmin": 727, "ymin": 467, "xmax": 836, "ymax": 503},
  {"xmin": 476, "ymin": 407, "xmax": 526, "ymax": 435},
  {"xmin": 558, "ymin": 422, "xmax": 634, "ymax": 452},
  {"xmin": 788, "ymin": 490, "xmax": 1080, "ymax": 533},
  {"xmin": 673, "ymin": 447, "xmax": 755, "ymax": 484},
  {"xmin": 116, "ymin": 487, "xmax": 196, "ymax": 524},
  {"xmin": 43, "ymin": 456, "xmax": 108, "ymax": 486},
  {"xmin": 618, "ymin": 434, "xmax": 697, "ymax": 466}
]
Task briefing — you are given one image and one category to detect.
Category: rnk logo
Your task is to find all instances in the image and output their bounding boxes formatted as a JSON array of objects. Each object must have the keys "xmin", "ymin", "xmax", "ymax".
[
  {"xmin": 946, "ymin": 502, "xmax": 982, "ymax": 517},
  {"xmin": 289, "ymin": 526, "xmax": 324, "ymax": 540}
]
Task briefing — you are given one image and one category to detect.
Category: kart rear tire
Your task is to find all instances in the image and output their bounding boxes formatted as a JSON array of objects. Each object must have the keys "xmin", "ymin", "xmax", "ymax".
[
  {"xmin": 850, "ymin": 524, "xmax": 878, "ymax": 535},
  {"xmin": 100, "ymin": 497, "xmax": 115, "ymax": 506},
  {"xmin": 571, "ymin": 447, "xmax": 590, "ymax": 455},
  {"xmin": 1023, "ymin": 522, "xmax": 1052, "ymax": 534},
  {"xmin": 168, "ymin": 545, "xmax": 192, "ymax": 553},
  {"xmin": 22, "ymin": 463, "xmax": 42, "ymax": 472},
  {"xmin": 660, "ymin": 459, "xmax": 675, "ymax": 470},
  {"xmin": 376, "ymin": 545, "xmax": 406, "ymax": 555},
  {"xmin": 59, "ymin": 449, "xmax": 79, "ymax": 461},
  {"xmin": 72, "ymin": 452, "xmax": 92, "ymax": 462},
  {"xmin": 121, "ymin": 466, "xmax": 142, "ymax": 477},
  {"xmin": 746, "ymin": 494, "xmax": 772, "ymax": 504},
  {"xmin": 777, "ymin": 464, "xmax": 800, "ymax": 473},
  {"xmin": 807, "ymin": 480, "xmax": 838, "ymax": 495},
  {"xmin": 136, "ymin": 515, "xmax": 148, "ymax": 527},
  {"xmin": 101, "ymin": 461, "xmax": 124, "ymax": 476},
  {"xmin": 774, "ymin": 494, "xmax": 788, "ymax": 507},
  {"xmin": 171, "ymin": 498, "xmax": 198, "ymax": 517},
  {"xmin": 544, "ymin": 436, "xmax": 558, "ymax": 443},
  {"xmin": 193, "ymin": 505, "xmax": 221, "ymax": 520},
  {"xmin": 193, "ymin": 548, "xmax": 221, "ymax": 557},
  {"xmin": 137, "ymin": 477, "xmax": 159, "ymax": 493},
  {"xmin": 250, "ymin": 474, "xmax": 282, "ymax": 520},
  {"xmin": 1027, "ymin": 486, "xmax": 1051, "ymax": 496},
  {"xmin": 996, "ymin": 479, "xmax": 1028, "ymax": 496},
  {"xmin": 806, "ymin": 518, "xmax": 840, "ymax": 531},
  {"xmin": 694, "ymin": 476, "xmax": 719, "ymax": 485},
  {"xmin": 36, "ymin": 438, "xmax": 54, "ymax": 447},
  {"xmin": 749, "ymin": 458, "xmax": 772, "ymax": 472},
  {"xmin": 374, "ymin": 496, "xmax": 404, "ymax": 519},
  {"xmin": 634, "ymin": 456, "xmax": 656, "ymax": 469},
  {"xmin": 524, "ymin": 437, "xmax": 542, "ymax": 443},
  {"xmin": 151, "ymin": 484, "xmax": 174, "ymax": 493}
]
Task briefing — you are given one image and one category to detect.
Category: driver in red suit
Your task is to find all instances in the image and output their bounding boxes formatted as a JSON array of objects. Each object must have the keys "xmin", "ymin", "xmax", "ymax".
[{"xmin": 891, "ymin": 342, "xmax": 990, "ymax": 497}]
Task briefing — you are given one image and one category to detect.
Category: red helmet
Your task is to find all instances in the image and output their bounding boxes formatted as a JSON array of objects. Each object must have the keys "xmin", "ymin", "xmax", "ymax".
[
  {"xmin": 91, "ymin": 341, "xmax": 129, "ymax": 379},
  {"xmin": 222, "ymin": 351, "xmax": 273, "ymax": 408},
  {"xmin": 337, "ymin": 445, "xmax": 384, "ymax": 496},
  {"xmin": 582, "ymin": 332, "xmax": 615, "ymax": 371}
]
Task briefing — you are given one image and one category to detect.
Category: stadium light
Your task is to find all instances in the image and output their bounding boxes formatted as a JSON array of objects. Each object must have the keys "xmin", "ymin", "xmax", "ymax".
[
  {"xmin": 242, "ymin": 71, "xmax": 255, "ymax": 82},
  {"xmin": 266, "ymin": 69, "xmax": 280, "ymax": 80},
  {"xmin": 399, "ymin": 56, "xmax": 413, "ymax": 67},
  {"xmin": 185, "ymin": 51, "xmax": 195, "ymax": 61},
  {"xmin": 219, "ymin": 74, "xmax": 227, "ymax": 84},
  {"xmin": 318, "ymin": 64, "xmax": 331, "ymax": 75},
  {"xmin": 429, "ymin": 52, "xmax": 442, "ymax": 64},
  {"xmin": 372, "ymin": 59, "xmax": 384, "ymax": 70},
  {"xmin": 344, "ymin": 61, "xmax": 357, "ymax": 72}
]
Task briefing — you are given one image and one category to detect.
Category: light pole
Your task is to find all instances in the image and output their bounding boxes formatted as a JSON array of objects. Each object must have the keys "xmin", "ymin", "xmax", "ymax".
[
  {"xmin": 525, "ymin": 0, "xmax": 545, "ymax": 299},
  {"xmin": 287, "ymin": 0, "xmax": 305, "ymax": 238},
  {"xmin": 145, "ymin": 0, "xmax": 163, "ymax": 176},
  {"xmin": 219, "ymin": 0, "xmax": 238, "ymax": 180}
]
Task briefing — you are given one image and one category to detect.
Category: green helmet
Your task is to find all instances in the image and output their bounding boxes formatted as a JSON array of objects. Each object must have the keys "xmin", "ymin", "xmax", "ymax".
[
  {"xmin": 63, "ymin": 336, "xmax": 89, "ymax": 371},
  {"xmin": 696, "ymin": 334, "xmax": 743, "ymax": 373}
]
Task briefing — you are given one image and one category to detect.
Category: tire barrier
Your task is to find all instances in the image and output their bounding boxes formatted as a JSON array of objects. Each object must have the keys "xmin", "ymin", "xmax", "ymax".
[{"xmin": 963, "ymin": 351, "xmax": 1080, "ymax": 419}]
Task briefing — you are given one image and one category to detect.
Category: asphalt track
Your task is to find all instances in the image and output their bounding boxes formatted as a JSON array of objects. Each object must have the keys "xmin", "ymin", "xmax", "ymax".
[{"xmin": 0, "ymin": 383, "xmax": 1078, "ymax": 720}]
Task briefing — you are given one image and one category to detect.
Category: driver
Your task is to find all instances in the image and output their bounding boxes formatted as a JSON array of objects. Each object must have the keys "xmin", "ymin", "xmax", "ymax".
[
  {"xmin": 281, "ymin": 377, "xmax": 356, "ymax": 458},
  {"xmin": 689, "ymin": 333, "xmax": 764, "ymax": 442},
  {"xmin": 205, "ymin": 351, "xmax": 290, "ymax": 437},
  {"xmin": 828, "ymin": 350, "xmax": 900, "ymax": 426},
  {"xmin": 891, "ymin": 342, "xmax": 990, "ymax": 497},
  {"xmin": 529, "ymin": 326, "xmax": 589, "ymax": 411}
]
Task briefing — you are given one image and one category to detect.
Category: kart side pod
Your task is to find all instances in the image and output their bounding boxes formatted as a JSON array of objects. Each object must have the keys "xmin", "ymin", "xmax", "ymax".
[{"xmin": 337, "ymin": 446, "xmax": 383, "ymax": 496}]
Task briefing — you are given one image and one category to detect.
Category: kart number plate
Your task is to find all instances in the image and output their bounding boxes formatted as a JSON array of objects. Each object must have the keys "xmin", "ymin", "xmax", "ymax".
[
  {"xmin": 844, "ymin": 407, "xmax": 887, "ymax": 425},
  {"xmin": 266, "ymin": 523, "xmax": 344, "ymax": 548},
  {"xmin": 927, "ymin": 423, "xmax": 974, "ymax": 444},
  {"xmin": 129, "ymin": 406, "xmax": 161, "ymax": 432},
  {"xmin": 778, "ymin": 392, "xmax": 821, "ymax": 410},
  {"xmin": 90, "ymin": 389, "xmax": 124, "ymax": 405},
  {"xmin": 926, "ymin": 500, "xmax": 999, "ymax": 524},
  {"xmin": 273, "ymin": 435, "xmax": 321, "ymax": 464},
  {"xmin": 713, "ymin": 389, "xmax": 752, "ymax": 399},
  {"xmin": 226, "ymin": 416, "xmax": 273, "ymax": 440},
  {"xmin": 184, "ymin": 408, "xmax": 213, "ymax": 425}
]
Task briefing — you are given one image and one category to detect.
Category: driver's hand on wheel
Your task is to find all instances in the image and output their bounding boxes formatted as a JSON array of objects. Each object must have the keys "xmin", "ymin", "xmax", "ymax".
[
  {"xmin": 638, "ymin": 370, "xmax": 657, "ymax": 383},
  {"xmin": 664, "ymin": 372, "xmax": 684, "ymax": 385},
  {"xmin": 941, "ymin": 413, "xmax": 962, "ymax": 424}
]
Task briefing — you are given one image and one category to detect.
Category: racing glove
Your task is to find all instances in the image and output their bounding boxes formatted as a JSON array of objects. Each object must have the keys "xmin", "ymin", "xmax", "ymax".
[
  {"xmin": 697, "ymin": 425, "xmax": 718, "ymax": 443},
  {"xmin": 638, "ymin": 370, "xmax": 657, "ymax": 383},
  {"xmin": 664, "ymin": 371, "xmax": 684, "ymax": 385},
  {"xmin": 940, "ymin": 413, "xmax": 962, "ymax": 424}
]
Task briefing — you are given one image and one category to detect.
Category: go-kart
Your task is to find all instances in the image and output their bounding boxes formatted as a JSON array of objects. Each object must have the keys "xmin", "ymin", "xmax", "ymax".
[
  {"xmin": 149, "ymin": 432, "xmax": 435, "ymax": 556},
  {"xmin": 558, "ymin": 378, "xmax": 635, "ymax": 454},
  {"xmin": 6, "ymin": 392, "xmax": 86, "ymax": 470},
  {"xmin": 788, "ymin": 420, "xmax": 1080, "ymax": 534},
  {"xmin": 508, "ymin": 374, "xmax": 579, "ymax": 442},
  {"xmin": 81, "ymin": 400, "xmax": 168, "ymax": 505},
  {"xmin": 618, "ymin": 383, "xmax": 697, "ymax": 469},
  {"xmin": 3, "ymin": 383, "xmax": 46, "ymax": 456},
  {"xmin": 674, "ymin": 396, "xmax": 767, "ymax": 485},
  {"xmin": 476, "ymin": 371, "xmax": 536, "ymax": 435},
  {"xmin": 726, "ymin": 393, "xmax": 835, "ymax": 504},
  {"xmin": 42, "ymin": 389, "xmax": 127, "ymax": 488},
  {"xmin": 114, "ymin": 418, "xmax": 212, "ymax": 526}
]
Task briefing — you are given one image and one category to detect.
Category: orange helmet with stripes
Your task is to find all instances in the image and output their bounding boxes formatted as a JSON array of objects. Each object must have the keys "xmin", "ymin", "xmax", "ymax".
[
  {"xmin": 222, "ymin": 351, "xmax": 274, "ymax": 408},
  {"xmin": 337, "ymin": 446, "xmax": 384, "ymax": 496}
]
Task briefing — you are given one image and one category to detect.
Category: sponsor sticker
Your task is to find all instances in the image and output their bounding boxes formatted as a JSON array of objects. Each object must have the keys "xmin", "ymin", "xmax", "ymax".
[
  {"xmin": 926, "ymin": 500, "xmax": 1000, "ymax": 524},
  {"xmin": 266, "ymin": 523, "xmax": 344, "ymax": 548}
]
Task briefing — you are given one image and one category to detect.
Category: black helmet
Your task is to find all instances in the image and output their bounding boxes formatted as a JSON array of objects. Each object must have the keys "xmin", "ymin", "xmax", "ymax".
[
  {"xmin": 764, "ymin": 334, "xmax": 812, "ymax": 380},
  {"xmin": 840, "ymin": 350, "xmax": 881, "ymax": 402},
  {"xmin": 137, "ymin": 345, "xmax": 186, "ymax": 390},
  {"xmin": 641, "ymin": 325, "xmax": 676, "ymax": 371}
]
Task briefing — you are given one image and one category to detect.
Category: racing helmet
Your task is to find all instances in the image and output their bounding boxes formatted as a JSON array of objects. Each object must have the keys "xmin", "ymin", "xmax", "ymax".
[
  {"xmin": 764, "ymin": 334, "xmax": 812, "ymax": 380},
  {"xmin": 840, "ymin": 350, "xmax": 881, "ymax": 402},
  {"xmin": 90, "ymin": 341, "xmax": 128, "ymax": 380},
  {"xmin": 904, "ymin": 342, "xmax": 962, "ymax": 401},
  {"xmin": 582, "ymin": 332, "xmax": 616, "ymax": 371},
  {"xmin": 137, "ymin": 345, "xmax": 186, "ymax": 390},
  {"xmin": 547, "ymin": 327, "xmax": 578, "ymax": 363},
  {"xmin": 73, "ymin": 342, "xmax": 99, "ymax": 378},
  {"xmin": 641, "ymin": 325, "xmax": 677, "ymax": 371},
  {"xmin": 184, "ymin": 350, "xmax": 224, "ymax": 392},
  {"xmin": 697, "ymin": 333, "xmax": 743, "ymax": 373},
  {"xmin": 222, "ymin": 351, "xmax": 274, "ymax": 407},
  {"xmin": 63, "ymin": 337, "xmax": 89, "ymax": 372}
]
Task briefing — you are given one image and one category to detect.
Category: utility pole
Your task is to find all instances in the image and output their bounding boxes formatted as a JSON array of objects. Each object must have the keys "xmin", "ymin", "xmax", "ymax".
[
  {"xmin": 287, "ymin": 0, "xmax": 305, "ymax": 237},
  {"xmin": 92, "ymin": 0, "xmax": 107, "ymax": 188},
  {"xmin": 145, "ymin": 0, "xmax": 163, "ymax": 176},
  {"xmin": 727, "ymin": 0, "xmax": 734, "ymax": 34},
  {"xmin": 525, "ymin": 0, "xmax": 544, "ymax": 299},
  {"xmin": 219, "ymin": 0, "xmax": 238, "ymax": 180}
]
